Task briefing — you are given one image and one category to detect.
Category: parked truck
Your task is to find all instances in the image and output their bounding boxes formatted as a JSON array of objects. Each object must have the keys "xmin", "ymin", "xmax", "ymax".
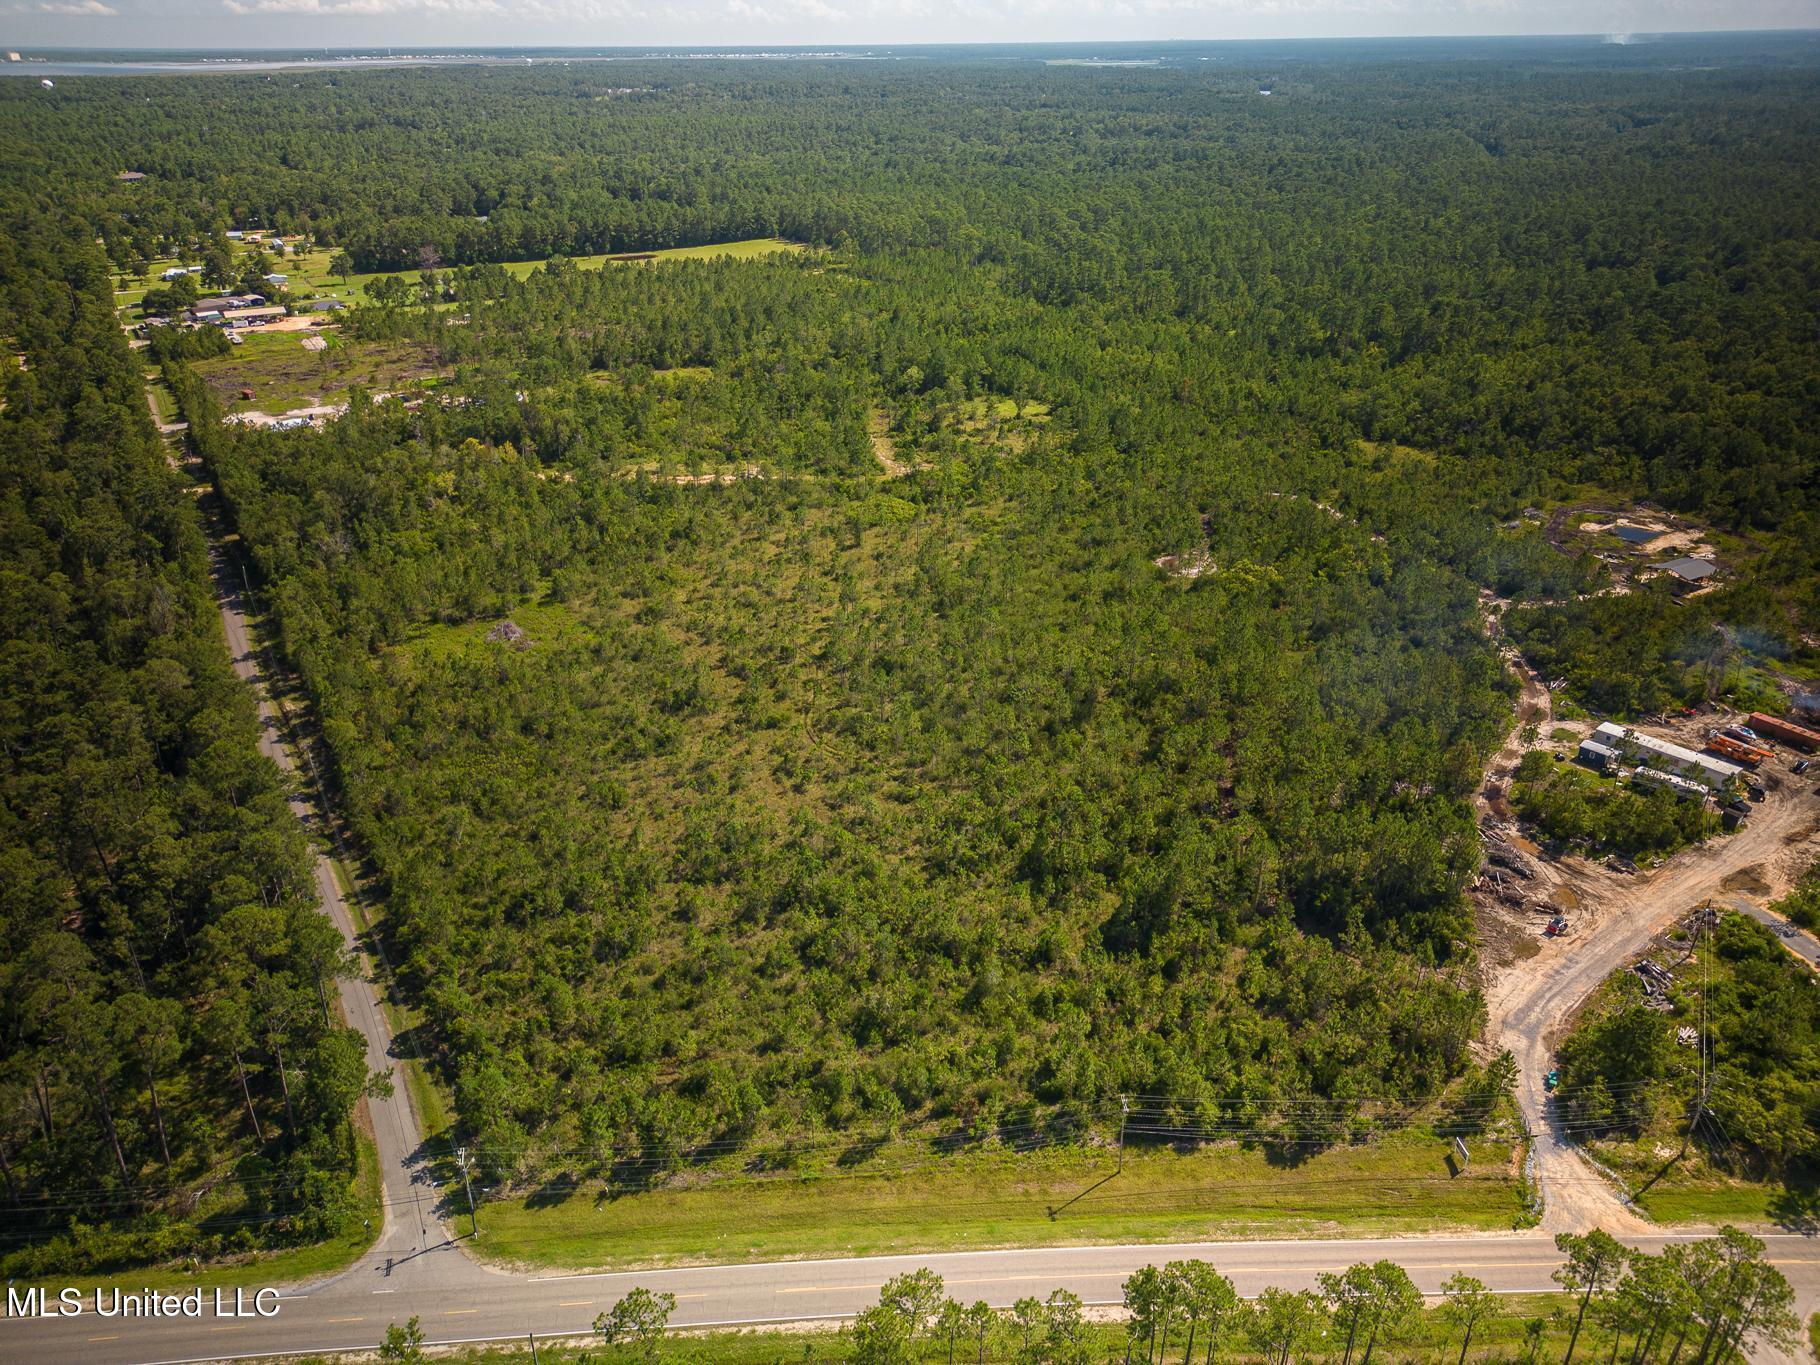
[
  {"xmin": 1707, "ymin": 733, "xmax": 1771, "ymax": 767},
  {"xmin": 1748, "ymin": 712, "xmax": 1820, "ymax": 753}
]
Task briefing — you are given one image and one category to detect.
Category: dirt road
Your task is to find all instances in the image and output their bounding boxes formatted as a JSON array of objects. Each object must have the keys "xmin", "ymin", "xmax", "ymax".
[
  {"xmin": 1482, "ymin": 729, "xmax": 1820, "ymax": 1231},
  {"xmin": 1474, "ymin": 595, "xmax": 1555, "ymax": 826}
]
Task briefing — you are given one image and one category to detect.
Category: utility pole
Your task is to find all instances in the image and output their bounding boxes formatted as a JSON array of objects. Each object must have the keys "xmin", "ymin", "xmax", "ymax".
[
  {"xmin": 1681, "ymin": 908, "xmax": 1714, "ymax": 1159},
  {"xmin": 1117, "ymin": 1095, "xmax": 1130, "ymax": 1175},
  {"xmin": 456, "ymin": 1146, "xmax": 479, "ymax": 1237},
  {"xmin": 528, "ymin": 1331, "xmax": 540, "ymax": 1365}
]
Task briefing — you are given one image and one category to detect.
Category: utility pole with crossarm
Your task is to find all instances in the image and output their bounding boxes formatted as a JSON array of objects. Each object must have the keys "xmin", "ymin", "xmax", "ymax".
[{"xmin": 456, "ymin": 1146, "xmax": 479, "ymax": 1237}]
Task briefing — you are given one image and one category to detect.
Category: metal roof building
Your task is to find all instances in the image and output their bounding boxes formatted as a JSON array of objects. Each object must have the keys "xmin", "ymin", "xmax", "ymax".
[
  {"xmin": 1652, "ymin": 556, "xmax": 1718, "ymax": 582},
  {"xmin": 1592, "ymin": 722, "xmax": 1742, "ymax": 788},
  {"xmin": 1577, "ymin": 739, "xmax": 1619, "ymax": 769}
]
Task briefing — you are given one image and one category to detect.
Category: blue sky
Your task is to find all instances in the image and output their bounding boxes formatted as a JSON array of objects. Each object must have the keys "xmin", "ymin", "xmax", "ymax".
[{"xmin": 4, "ymin": 0, "xmax": 1817, "ymax": 55}]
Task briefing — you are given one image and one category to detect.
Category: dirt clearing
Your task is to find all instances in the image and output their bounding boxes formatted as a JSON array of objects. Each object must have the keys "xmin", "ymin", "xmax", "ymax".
[
  {"xmin": 192, "ymin": 334, "xmax": 446, "ymax": 415},
  {"xmin": 869, "ymin": 409, "xmax": 910, "ymax": 478}
]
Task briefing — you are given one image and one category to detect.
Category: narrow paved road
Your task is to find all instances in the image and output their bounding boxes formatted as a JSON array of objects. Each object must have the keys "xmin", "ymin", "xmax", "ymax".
[
  {"xmin": 202, "ymin": 502, "xmax": 455, "ymax": 1269},
  {"xmin": 1732, "ymin": 901, "xmax": 1820, "ymax": 969},
  {"xmin": 157, "ymin": 419, "xmax": 491, "ymax": 1305}
]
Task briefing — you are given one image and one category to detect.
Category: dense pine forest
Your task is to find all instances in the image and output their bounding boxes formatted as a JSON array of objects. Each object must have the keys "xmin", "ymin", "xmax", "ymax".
[
  {"xmin": 3, "ymin": 35, "xmax": 1817, "ymax": 1262},
  {"xmin": 0, "ymin": 212, "xmax": 377, "ymax": 1271}
]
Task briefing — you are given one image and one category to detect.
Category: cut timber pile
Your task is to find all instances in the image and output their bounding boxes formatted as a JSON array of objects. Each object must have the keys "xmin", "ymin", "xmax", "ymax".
[{"xmin": 1482, "ymin": 832, "xmax": 1540, "ymax": 881}]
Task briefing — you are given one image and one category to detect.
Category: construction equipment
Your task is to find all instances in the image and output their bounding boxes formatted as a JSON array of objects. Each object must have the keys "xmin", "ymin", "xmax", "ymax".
[{"xmin": 1706, "ymin": 733, "xmax": 1771, "ymax": 767}]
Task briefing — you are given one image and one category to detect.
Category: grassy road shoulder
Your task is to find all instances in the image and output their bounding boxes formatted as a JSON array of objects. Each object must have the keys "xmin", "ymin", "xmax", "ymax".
[{"xmin": 472, "ymin": 1132, "xmax": 1526, "ymax": 1273}]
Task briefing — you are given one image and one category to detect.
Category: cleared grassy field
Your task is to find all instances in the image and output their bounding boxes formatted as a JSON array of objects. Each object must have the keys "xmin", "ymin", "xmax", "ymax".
[
  {"xmin": 117, "ymin": 238, "xmax": 804, "ymax": 317},
  {"xmin": 473, "ymin": 1133, "xmax": 1527, "ymax": 1273},
  {"xmin": 187, "ymin": 332, "xmax": 444, "ymax": 414}
]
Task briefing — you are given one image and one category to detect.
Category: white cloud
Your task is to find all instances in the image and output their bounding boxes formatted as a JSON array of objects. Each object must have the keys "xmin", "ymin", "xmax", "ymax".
[
  {"xmin": 725, "ymin": 0, "xmax": 846, "ymax": 22},
  {"xmin": 11, "ymin": 0, "xmax": 1816, "ymax": 52},
  {"xmin": 224, "ymin": 0, "xmax": 501, "ymax": 13}
]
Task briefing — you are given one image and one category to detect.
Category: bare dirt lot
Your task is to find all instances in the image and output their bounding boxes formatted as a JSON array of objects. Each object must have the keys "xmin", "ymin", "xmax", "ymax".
[{"xmin": 1476, "ymin": 697, "xmax": 1820, "ymax": 1231}]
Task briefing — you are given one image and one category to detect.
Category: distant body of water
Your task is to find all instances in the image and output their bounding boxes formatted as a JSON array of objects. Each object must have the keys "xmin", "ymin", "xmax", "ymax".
[
  {"xmin": 6, "ymin": 54, "xmax": 607, "ymax": 77},
  {"xmin": 2, "ymin": 49, "xmax": 894, "ymax": 77},
  {"xmin": 5, "ymin": 33, "xmax": 1819, "ymax": 79}
]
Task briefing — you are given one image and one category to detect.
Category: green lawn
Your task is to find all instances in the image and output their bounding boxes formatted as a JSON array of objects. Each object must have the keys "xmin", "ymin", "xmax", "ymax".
[
  {"xmin": 1593, "ymin": 1139, "xmax": 1820, "ymax": 1226},
  {"xmin": 473, "ymin": 1132, "xmax": 1526, "ymax": 1274}
]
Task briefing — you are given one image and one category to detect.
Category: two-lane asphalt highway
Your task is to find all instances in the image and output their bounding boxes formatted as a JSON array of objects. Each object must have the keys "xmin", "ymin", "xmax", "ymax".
[{"xmin": 10, "ymin": 1232, "xmax": 1820, "ymax": 1364}]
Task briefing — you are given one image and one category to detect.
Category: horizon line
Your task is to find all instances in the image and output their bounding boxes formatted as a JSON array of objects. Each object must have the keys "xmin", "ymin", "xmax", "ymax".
[{"xmin": 13, "ymin": 28, "xmax": 1820, "ymax": 53}]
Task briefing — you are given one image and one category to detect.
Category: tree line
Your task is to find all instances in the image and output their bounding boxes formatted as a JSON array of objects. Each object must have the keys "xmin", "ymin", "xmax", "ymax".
[{"xmin": 0, "ymin": 207, "xmax": 380, "ymax": 1274}]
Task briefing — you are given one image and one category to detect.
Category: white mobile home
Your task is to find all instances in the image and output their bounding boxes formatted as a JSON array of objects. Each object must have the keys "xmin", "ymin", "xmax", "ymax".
[{"xmin": 1592, "ymin": 722, "xmax": 1741, "ymax": 789}]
